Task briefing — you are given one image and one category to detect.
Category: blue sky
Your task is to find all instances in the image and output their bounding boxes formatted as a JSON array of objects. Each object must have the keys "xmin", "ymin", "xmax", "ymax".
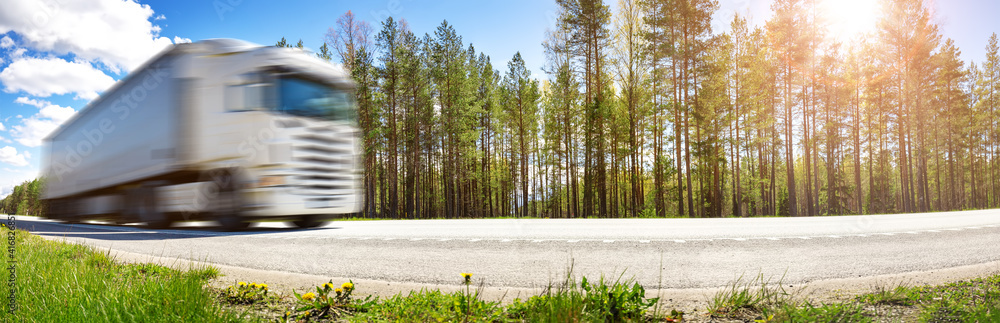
[{"xmin": 0, "ymin": 0, "xmax": 997, "ymax": 197}]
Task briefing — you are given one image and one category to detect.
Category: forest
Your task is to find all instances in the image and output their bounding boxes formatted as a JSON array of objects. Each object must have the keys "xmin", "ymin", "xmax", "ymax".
[
  {"xmin": 1, "ymin": 178, "xmax": 45, "ymax": 217},
  {"xmin": 302, "ymin": 0, "xmax": 1000, "ymax": 219}
]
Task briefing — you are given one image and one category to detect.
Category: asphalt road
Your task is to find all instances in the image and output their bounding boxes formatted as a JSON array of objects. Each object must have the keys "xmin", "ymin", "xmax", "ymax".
[{"xmin": 15, "ymin": 210, "xmax": 1000, "ymax": 290}]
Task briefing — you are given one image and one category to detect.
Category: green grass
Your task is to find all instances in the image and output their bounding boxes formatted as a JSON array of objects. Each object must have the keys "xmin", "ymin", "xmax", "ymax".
[
  {"xmin": 705, "ymin": 273, "xmax": 1000, "ymax": 322},
  {"xmin": 856, "ymin": 276, "xmax": 1000, "ymax": 322},
  {"xmin": 774, "ymin": 302, "xmax": 871, "ymax": 323},
  {"xmin": 707, "ymin": 274, "xmax": 875, "ymax": 322},
  {"xmin": 708, "ymin": 273, "xmax": 792, "ymax": 320},
  {"xmin": 347, "ymin": 288, "xmax": 506, "ymax": 322},
  {"xmin": 504, "ymin": 272, "xmax": 660, "ymax": 322},
  {"xmin": 0, "ymin": 228, "xmax": 249, "ymax": 322},
  {"xmin": 344, "ymin": 271, "xmax": 663, "ymax": 322},
  {"xmin": 855, "ymin": 280, "xmax": 918, "ymax": 306}
]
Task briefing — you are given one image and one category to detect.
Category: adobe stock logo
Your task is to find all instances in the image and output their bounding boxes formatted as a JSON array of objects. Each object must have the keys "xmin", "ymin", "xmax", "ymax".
[
  {"xmin": 31, "ymin": 0, "xmax": 64, "ymax": 28},
  {"xmin": 214, "ymin": 0, "xmax": 244, "ymax": 21},
  {"xmin": 177, "ymin": 120, "xmax": 281, "ymax": 220},
  {"xmin": 47, "ymin": 68, "xmax": 169, "ymax": 181},
  {"xmin": 370, "ymin": 0, "xmax": 412, "ymax": 23}
]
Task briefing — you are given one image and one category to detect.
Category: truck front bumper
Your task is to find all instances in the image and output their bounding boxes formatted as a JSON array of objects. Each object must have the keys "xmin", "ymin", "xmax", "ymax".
[{"xmin": 242, "ymin": 186, "xmax": 362, "ymax": 219}]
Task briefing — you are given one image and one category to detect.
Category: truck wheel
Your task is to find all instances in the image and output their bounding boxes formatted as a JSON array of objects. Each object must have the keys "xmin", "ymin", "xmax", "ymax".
[
  {"xmin": 213, "ymin": 172, "xmax": 249, "ymax": 231},
  {"xmin": 218, "ymin": 216, "xmax": 248, "ymax": 231},
  {"xmin": 292, "ymin": 215, "xmax": 328, "ymax": 229},
  {"xmin": 136, "ymin": 186, "xmax": 172, "ymax": 229},
  {"xmin": 216, "ymin": 190, "xmax": 249, "ymax": 231},
  {"xmin": 51, "ymin": 199, "xmax": 81, "ymax": 224}
]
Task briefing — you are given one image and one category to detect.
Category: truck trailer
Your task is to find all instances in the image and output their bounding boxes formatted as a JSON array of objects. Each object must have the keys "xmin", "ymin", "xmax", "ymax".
[{"xmin": 42, "ymin": 39, "xmax": 363, "ymax": 230}]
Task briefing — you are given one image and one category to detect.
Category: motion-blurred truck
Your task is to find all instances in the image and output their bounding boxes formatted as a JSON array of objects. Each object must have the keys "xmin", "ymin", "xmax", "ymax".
[{"xmin": 42, "ymin": 39, "xmax": 363, "ymax": 230}]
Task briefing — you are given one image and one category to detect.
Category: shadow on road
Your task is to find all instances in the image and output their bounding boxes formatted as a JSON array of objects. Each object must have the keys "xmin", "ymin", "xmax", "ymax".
[{"xmin": 18, "ymin": 219, "xmax": 341, "ymax": 241}]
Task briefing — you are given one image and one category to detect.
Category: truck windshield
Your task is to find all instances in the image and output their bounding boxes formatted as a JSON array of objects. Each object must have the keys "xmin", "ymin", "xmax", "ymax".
[{"xmin": 277, "ymin": 77, "xmax": 355, "ymax": 122}]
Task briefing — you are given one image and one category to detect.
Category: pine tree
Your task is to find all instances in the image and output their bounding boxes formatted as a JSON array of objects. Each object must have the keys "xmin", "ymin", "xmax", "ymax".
[{"xmin": 767, "ymin": 0, "xmax": 807, "ymax": 217}]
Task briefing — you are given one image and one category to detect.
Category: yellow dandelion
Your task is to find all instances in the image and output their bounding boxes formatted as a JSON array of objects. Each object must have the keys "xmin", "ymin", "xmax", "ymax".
[
  {"xmin": 323, "ymin": 282, "xmax": 334, "ymax": 290},
  {"xmin": 335, "ymin": 288, "xmax": 343, "ymax": 294},
  {"xmin": 302, "ymin": 292, "xmax": 316, "ymax": 301},
  {"xmin": 238, "ymin": 281, "xmax": 247, "ymax": 287},
  {"xmin": 261, "ymin": 284, "xmax": 268, "ymax": 290},
  {"xmin": 341, "ymin": 282, "xmax": 354, "ymax": 290},
  {"xmin": 461, "ymin": 273, "xmax": 472, "ymax": 283}
]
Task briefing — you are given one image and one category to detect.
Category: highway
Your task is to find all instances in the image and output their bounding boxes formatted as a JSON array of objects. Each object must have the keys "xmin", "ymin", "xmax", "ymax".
[{"xmin": 16, "ymin": 210, "xmax": 1000, "ymax": 292}]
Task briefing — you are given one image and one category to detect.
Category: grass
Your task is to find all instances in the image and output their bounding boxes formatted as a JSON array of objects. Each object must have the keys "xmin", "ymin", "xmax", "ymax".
[
  {"xmin": 502, "ymin": 271, "xmax": 662, "ymax": 322},
  {"xmin": 0, "ymin": 227, "xmax": 250, "ymax": 322},
  {"xmin": 703, "ymin": 272, "xmax": 1000, "ymax": 323},
  {"xmin": 708, "ymin": 273, "xmax": 792, "ymax": 320},
  {"xmin": 774, "ymin": 302, "xmax": 871, "ymax": 323},
  {"xmin": 856, "ymin": 276, "xmax": 1000, "ymax": 322},
  {"xmin": 211, "ymin": 270, "xmax": 669, "ymax": 322},
  {"xmin": 338, "ymin": 270, "xmax": 666, "ymax": 322},
  {"xmin": 856, "ymin": 280, "xmax": 917, "ymax": 306},
  {"xmin": 347, "ymin": 288, "xmax": 506, "ymax": 322}
]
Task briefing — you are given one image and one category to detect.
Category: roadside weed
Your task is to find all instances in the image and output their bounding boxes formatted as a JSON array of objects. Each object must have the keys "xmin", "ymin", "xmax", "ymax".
[
  {"xmin": 349, "ymin": 273, "xmax": 504, "ymax": 322},
  {"xmin": 291, "ymin": 279, "xmax": 369, "ymax": 320},
  {"xmin": 709, "ymin": 273, "xmax": 791, "ymax": 319},
  {"xmin": 856, "ymin": 280, "xmax": 916, "ymax": 306},
  {"xmin": 505, "ymin": 270, "xmax": 660, "ymax": 322},
  {"xmin": 222, "ymin": 282, "xmax": 272, "ymax": 305},
  {"xmin": 774, "ymin": 302, "xmax": 872, "ymax": 323}
]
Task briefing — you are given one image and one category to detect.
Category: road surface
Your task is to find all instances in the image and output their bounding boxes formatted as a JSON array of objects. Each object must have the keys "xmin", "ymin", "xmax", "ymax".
[{"xmin": 15, "ymin": 210, "xmax": 1000, "ymax": 291}]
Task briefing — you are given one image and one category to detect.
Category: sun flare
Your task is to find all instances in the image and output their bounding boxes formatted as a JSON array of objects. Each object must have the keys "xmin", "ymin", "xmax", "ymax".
[{"xmin": 821, "ymin": 0, "xmax": 882, "ymax": 40}]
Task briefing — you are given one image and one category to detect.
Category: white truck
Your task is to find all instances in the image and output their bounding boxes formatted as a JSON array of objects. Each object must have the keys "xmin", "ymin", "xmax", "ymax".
[{"xmin": 42, "ymin": 39, "xmax": 363, "ymax": 230}]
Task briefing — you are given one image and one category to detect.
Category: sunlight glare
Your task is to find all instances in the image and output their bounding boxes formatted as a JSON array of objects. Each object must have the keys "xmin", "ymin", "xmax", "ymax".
[{"xmin": 821, "ymin": 0, "xmax": 881, "ymax": 40}]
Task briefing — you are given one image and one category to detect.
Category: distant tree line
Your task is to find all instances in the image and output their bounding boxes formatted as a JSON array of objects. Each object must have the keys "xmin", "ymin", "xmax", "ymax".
[
  {"xmin": 294, "ymin": 0, "xmax": 1000, "ymax": 219},
  {"xmin": 1, "ymin": 178, "xmax": 46, "ymax": 217}
]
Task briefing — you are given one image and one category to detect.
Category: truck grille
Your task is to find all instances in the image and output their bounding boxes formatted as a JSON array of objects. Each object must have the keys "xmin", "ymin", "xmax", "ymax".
[{"xmin": 288, "ymin": 125, "xmax": 359, "ymax": 199}]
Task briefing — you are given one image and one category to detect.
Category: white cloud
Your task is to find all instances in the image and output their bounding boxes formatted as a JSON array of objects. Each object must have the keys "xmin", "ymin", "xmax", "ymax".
[
  {"xmin": 0, "ymin": 36, "xmax": 12, "ymax": 48},
  {"xmin": 154, "ymin": 14, "xmax": 166, "ymax": 20},
  {"xmin": 14, "ymin": 96, "xmax": 49, "ymax": 108},
  {"xmin": 38, "ymin": 105, "xmax": 76, "ymax": 124},
  {"xmin": 0, "ymin": 122, "xmax": 4, "ymax": 131},
  {"xmin": 174, "ymin": 36, "xmax": 192, "ymax": 44},
  {"xmin": 0, "ymin": 57, "xmax": 115, "ymax": 100},
  {"xmin": 0, "ymin": 146, "xmax": 28, "ymax": 167},
  {"xmin": 0, "ymin": 0, "xmax": 181, "ymax": 73},
  {"xmin": 11, "ymin": 116, "xmax": 62, "ymax": 147},
  {"xmin": 0, "ymin": 184, "xmax": 14, "ymax": 199},
  {"xmin": 10, "ymin": 98, "xmax": 77, "ymax": 147}
]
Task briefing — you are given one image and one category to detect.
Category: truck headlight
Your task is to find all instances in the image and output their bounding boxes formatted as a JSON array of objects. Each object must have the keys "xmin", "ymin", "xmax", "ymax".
[{"xmin": 255, "ymin": 175, "xmax": 287, "ymax": 188}]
